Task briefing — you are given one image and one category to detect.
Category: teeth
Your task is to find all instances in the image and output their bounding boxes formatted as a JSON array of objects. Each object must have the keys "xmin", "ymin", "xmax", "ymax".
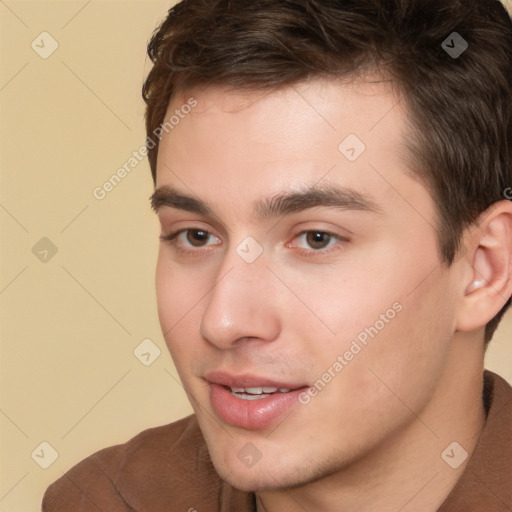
[
  {"xmin": 229, "ymin": 386, "xmax": 291, "ymax": 394},
  {"xmin": 237, "ymin": 393, "xmax": 267, "ymax": 400},
  {"xmin": 245, "ymin": 387, "xmax": 263, "ymax": 394}
]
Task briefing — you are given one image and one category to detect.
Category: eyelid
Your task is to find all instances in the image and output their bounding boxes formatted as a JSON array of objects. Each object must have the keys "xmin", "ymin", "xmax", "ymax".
[
  {"xmin": 286, "ymin": 229, "xmax": 349, "ymax": 256},
  {"xmin": 160, "ymin": 225, "xmax": 349, "ymax": 259},
  {"xmin": 159, "ymin": 227, "xmax": 222, "ymax": 255}
]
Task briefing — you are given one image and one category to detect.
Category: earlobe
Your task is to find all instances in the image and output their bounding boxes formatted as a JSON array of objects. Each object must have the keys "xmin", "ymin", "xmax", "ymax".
[{"xmin": 456, "ymin": 200, "xmax": 512, "ymax": 334}]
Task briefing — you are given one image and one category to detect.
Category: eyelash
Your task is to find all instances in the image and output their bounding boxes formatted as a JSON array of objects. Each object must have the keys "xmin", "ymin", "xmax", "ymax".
[
  {"xmin": 293, "ymin": 230, "xmax": 348, "ymax": 259},
  {"xmin": 159, "ymin": 228, "xmax": 348, "ymax": 258},
  {"xmin": 160, "ymin": 230, "xmax": 217, "ymax": 256}
]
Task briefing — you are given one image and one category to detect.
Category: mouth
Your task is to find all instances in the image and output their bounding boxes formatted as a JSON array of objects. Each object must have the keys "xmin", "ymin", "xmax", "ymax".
[
  {"xmin": 204, "ymin": 371, "xmax": 309, "ymax": 429},
  {"xmin": 227, "ymin": 386, "xmax": 293, "ymax": 400}
]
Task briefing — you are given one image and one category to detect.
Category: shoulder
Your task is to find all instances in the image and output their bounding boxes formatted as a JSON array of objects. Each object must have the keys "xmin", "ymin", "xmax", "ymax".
[
  {"xmin": 438, "ymin": 371, "xmax": 512, "ymax": 511},
  {"xmin": 42, "ymin": 415, "xmax": 247, "ymax": 512}
]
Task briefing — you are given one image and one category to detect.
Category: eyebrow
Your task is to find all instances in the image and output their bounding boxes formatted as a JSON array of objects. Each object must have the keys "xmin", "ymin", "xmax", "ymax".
[{"xmin": 150, "ymin": 184, "xmax": 382, "ymax": 220}]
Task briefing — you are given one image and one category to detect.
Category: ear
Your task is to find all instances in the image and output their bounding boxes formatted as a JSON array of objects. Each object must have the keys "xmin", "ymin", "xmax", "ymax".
[{"xmin": 456, "ymin": 200, "xmax": 512, "ymax": 334}]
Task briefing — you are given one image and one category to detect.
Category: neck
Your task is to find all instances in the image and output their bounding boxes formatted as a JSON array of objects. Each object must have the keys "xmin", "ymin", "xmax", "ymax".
[{"xmin": 255, "ymin": 337, "xmax": 487, "ymax": 512}]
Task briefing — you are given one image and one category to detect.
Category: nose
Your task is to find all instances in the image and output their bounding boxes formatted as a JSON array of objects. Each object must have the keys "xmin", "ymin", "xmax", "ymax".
[{"xmin": 199, "ymin": 248, "xmax": 281, "ymax": 350}]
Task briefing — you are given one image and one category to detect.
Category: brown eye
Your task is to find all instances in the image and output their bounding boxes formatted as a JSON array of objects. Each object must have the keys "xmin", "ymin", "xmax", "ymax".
[
  {"xmin": 160, "ymin": 228, "xmax": 221, "ymax": 253},
  {"xmin": 304, "ymin": 231, "xmax": 333, "ymax": 250},
  {"xmin": 186, "ymin": 229, "xmax": 210, "ymax": 247}
]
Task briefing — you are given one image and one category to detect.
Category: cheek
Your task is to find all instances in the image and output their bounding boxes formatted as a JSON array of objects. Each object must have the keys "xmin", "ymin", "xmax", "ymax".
[
  {"xmin": 283, "ymin": 269, "xmax": 401, "ymax": 360},
  {"xmin": 295, "ymin": 282, "xmax": 455, "ymax": 451},
  {"xmin": 155, "ymin": 255, "xmax": 178, "ymax": 333},
  {"xmin": 155, "ymin": 255, "xmax": 204, "ymax": 358},
  {"xmin": 342, "ymin": 269, "xmax": 456, "ymax": 416},
  {"xmin": 278, "ymin": 239, "xmax": 413, "ymax": 351},
  {"xmin": 291, "ymin": 243, "xmax": 455, "ymax": 396}
]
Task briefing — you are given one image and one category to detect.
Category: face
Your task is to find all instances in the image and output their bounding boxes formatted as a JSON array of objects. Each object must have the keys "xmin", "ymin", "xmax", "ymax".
[{"xmin": 153, "ymin": 78, "xmax": 461, "ymax": 491}]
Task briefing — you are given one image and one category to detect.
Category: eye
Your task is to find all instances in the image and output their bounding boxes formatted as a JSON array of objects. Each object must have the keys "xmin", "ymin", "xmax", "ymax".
[
  {"xmin": 290, "ymin": 230, "xmax": 348, "ymax": 257},
  {"xmin": 160, "ymin": 228, "xmax": 221, "ymax": 252},
  {"xmin": 296, "ymin": 231, "xmax": 338, "ymax": 250}
]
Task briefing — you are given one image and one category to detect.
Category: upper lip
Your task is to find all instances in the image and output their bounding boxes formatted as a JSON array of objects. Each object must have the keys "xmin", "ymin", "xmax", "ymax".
[{"xmin": 204, "ymin": 370, "xmax": 306, "ymax": 390}]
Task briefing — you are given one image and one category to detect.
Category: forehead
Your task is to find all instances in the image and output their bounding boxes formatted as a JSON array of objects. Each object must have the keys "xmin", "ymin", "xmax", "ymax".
[
  {"xmin": 155, "ymin": 78, "xmax": 432, "ymax": 226},
  {"xmin": 166, "ymin": 76, "xmax": 404, "ymax": 141}
]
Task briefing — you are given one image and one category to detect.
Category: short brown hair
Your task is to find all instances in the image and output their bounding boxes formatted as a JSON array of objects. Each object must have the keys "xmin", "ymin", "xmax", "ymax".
[{"xmin": 142, "ymin": 0, "xmax": 512, "ymax": 342}]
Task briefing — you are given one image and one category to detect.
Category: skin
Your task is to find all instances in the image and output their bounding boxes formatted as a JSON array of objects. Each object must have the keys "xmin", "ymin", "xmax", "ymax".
[{"xmin": 153, "ymin": 77, "xmax": 512, "ymax": 512}]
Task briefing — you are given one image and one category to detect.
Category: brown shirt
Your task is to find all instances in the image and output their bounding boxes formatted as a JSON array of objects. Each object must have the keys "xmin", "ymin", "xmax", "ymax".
[{"xmin": 42, "ymin": 370, "xmax": 512, "ymax": 511}]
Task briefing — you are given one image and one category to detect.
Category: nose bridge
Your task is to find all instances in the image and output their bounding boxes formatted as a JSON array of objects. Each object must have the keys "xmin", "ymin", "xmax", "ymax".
[{"xmin": 199, "ymin": 242, "xmax": 280, "ymax": 348}]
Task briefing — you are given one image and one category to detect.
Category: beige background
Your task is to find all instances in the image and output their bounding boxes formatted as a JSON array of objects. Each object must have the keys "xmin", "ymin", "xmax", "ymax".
[{"xmin": 1, "ymin": 1, "xmax": 511, "ymax": 511}]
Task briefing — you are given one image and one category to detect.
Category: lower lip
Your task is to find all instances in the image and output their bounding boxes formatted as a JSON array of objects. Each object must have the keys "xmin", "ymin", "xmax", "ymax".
[{"xmin": 209, "ymin": 383, "xmax": 306, "ymax": 430}]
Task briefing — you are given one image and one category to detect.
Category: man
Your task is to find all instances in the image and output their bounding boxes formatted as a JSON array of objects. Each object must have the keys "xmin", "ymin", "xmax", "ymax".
[{"xmin": 42, "ymin": 0, "xmax": 512, "ymax": 510}]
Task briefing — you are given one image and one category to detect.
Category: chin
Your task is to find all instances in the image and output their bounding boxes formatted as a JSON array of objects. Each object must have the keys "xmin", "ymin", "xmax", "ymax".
[
  {"xmin": 215, "ymin": 465, "xmax": 291, "ymax": 492},
  {"xmin": 210, "ymin": 451, "xmax": 321, "ymax": 492}
]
